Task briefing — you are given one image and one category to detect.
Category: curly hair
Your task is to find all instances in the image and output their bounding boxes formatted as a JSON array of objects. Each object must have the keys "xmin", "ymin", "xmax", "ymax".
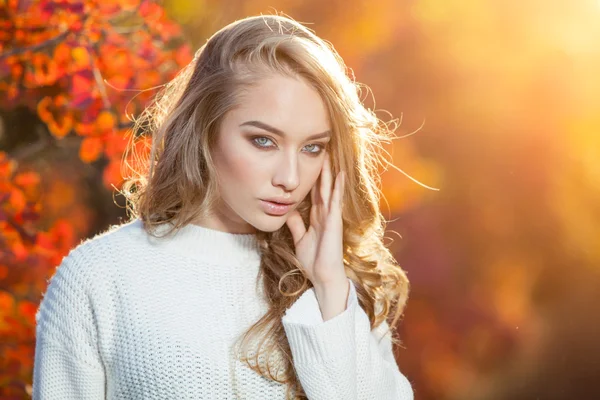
[{"xmin": 120, "ymin": 14, "xmax": 410, "ymax": 399}]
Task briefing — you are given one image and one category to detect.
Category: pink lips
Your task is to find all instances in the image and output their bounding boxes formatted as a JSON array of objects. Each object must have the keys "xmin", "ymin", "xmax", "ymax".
[{"xmin": 260, "ymin": 200, "xmax": 294, "ymax": 216}]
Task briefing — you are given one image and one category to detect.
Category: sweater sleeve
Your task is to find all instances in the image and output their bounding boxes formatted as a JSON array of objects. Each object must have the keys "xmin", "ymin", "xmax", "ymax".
[
  {"xmin": 32, "ymin": 248, "xmax": 106, "ymax": 400},
  {"xmin": 281, "ymin": 278, "xmax": 413, "ymax": 400}
]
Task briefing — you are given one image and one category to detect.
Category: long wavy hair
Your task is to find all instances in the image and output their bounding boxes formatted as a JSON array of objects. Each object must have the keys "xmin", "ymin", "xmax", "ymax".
[{"xmin": 120, "ymin": 14, "xmax": 410, "ymax": 399}]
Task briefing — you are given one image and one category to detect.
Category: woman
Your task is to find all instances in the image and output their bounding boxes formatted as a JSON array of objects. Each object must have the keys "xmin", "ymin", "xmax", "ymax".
[{"xmin": 32, "ymin": 14, "xmax": 413, "ymax": 400}]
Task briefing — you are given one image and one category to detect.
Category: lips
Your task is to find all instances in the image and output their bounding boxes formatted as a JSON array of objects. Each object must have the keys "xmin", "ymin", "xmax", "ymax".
[
  {"xmin": 263, "ymin": 197, "xmax": 295, "ymax": 205},
  {"xmin": 260, "ymin": 200, "xmax": 294, "ymax": 216}
]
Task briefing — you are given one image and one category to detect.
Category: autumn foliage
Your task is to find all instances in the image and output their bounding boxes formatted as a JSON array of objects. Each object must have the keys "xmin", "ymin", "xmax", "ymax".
[{"xmin": 0, "ymin": 0, "xmax": 192, "ymax": 396}]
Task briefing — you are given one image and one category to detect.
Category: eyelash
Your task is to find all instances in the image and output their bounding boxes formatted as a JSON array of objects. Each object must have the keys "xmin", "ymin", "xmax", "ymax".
[{"xmin": 250, "ymin": 136, "xmax": 326, "ymax": 156}]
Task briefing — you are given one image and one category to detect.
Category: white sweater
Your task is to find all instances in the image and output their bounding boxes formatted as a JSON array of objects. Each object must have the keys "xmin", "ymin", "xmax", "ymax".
[{"xmin": 33, "ymin": 218, "xmax": 413, "ymax": 399}]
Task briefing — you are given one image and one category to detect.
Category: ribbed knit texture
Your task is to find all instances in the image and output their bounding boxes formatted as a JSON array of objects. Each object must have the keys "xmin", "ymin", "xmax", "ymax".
[{"xmin": 33, "ymin": 218, "xmax": 413, "ymax": 399}]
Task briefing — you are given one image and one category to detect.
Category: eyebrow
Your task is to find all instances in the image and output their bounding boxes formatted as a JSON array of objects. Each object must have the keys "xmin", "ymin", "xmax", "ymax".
[{"xmin": 239, "ymin": 120, "xmax": 331, "ymax": 141}]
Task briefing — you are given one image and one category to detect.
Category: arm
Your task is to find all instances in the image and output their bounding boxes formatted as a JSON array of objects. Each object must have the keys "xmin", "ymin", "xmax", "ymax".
[
  {"xmin": 281, "ymin": 278, "xmax": 414, "ymax": 400},
  {"xmin": 32, "ymin": 249, "xmax": 106, "ymax": 400}
]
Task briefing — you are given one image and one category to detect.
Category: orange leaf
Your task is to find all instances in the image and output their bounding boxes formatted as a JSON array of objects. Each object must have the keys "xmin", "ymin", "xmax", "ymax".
[
  {"xmin": 10, "ymin": 63, "xmax": 23, "ymax": 80},
  {"xmin": 71, "ymin": 72, "xmax": 95, "ymax": 107},
  {"xmin": 11, "ymin": 241, "xmax": 27, "ymax": 261},
  {"xmin": 37, "ymin": 95, "xmax": 74, "ymax": 138},
  {"xmin": 0, "ymin": 290, "xmax": 15, "ymax": 311},
  {"xmin": 121, "ymin": 0, "xmax": 141, "ymax": 11},
  {"xmin": 71, "ymin": 46, "xmax": 91, "ymax": 70},
  {"xmin": 48, "ymin": 115, "xmax": 74, "ymax": 138},
  {"xmin": 105, "ymin": 74, "xmax": 131, "ymax": 90},
  {"xmin": 17, "ymin": 301, "xmax": 38, "ymax": 325},
  {"xmin": 105, "ymin": 130, "xmax": 129, "ymax": 158},
  {"xmin": 175, "ymin": 43, "xmax": 193, "ymax": 66},
  {"xmin": 102, "ymin": 48, "xmax": 131, "ymax": 78},
  {"xmin": 9, "ymin": 188, "xmax": 26, "ymax": 213},
  {"xmin": 49, "ymin": 219, "xmax": 75, "ymax": 252},
  {"xmin": 74, "ymin": 121, "xmax": 95, "ymax": 136},
  {"xmin": 54, "ymin": 42, "xmax": 71, "ymax": 65},
  {"xmin": 34, "ymin": 231, "xmax": 54, "ymax": 252},
  {"xmin": 103, "ymin": 157, "xmax": 123, "ymax": 189},
  {"xmin": 136, "ymin": 70, "xmax": 161, "ymax": 87},
  {"xmin": 36, "ymin": 96, "xmax": 53, "ymax": 124},
  {"xmin": 14, "ymin": 171, "xmax": 40, "ymax": 188},
  {"xmin": 96, "ymin": 111, "xmax": 116, "ymax": 132},
  {"xmin": 79, "ymin": 137, "xmax": 104, "ymax": 163},
  {"xmin": 31, "ymin": 52, "xmax": 58, "ymax": 85},
  {"xmin": 0, "ymin": 152, "xmax": 16, "ymax": 178}
]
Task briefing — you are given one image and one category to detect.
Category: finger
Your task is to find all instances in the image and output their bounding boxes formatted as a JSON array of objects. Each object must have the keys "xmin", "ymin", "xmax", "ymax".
[
  {"xmin": 340, "ymin": 170, "xmax": 345, "ymax": 209},
  {"xmin": 285, "ymin": 210, "xmax": 307, "ymax": 245},
  {"xmin": 320, "ymin": 152, "xmax": 332, "ymax": 210},
  {"xmin": 309, "ymin": 184, "xmax": 321, "ymax": 226},
  {"xmin": 331, "ymin": 171, "xmax": 344, "ymax": 212},
  {"xmin": 311, "ymin": 175, "xmax": 320, "ymax": 206}
]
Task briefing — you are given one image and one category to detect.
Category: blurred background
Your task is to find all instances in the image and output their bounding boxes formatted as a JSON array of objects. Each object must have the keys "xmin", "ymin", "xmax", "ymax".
[{"xmin": 1, "ymin": 0, "xmax": 599, "ymax": 398}]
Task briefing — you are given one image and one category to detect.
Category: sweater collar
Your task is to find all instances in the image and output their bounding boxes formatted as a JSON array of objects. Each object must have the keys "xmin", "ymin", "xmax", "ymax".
[{"xmin": 137, "ymin": 219, "xmax": 261, "ymax": 265}]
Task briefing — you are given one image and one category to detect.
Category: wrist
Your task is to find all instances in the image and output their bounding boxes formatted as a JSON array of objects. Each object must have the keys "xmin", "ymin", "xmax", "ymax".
[
  {"xmin": 314, "ymin": 278, "xmax": 350, "ymax": 321},
  {"xmin": 313, "ymin": 276, "xmax": 348, "ymax": 294}
]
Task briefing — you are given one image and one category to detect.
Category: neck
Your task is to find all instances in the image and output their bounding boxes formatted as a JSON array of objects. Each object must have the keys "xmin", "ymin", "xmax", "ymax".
[{"xmin": 190, "ymin": 202, "xmax": 258, "ymax": 234}]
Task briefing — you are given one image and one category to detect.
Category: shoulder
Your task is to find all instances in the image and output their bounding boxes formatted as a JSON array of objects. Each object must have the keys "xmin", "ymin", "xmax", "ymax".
[
  {"xmin": 53, "ymin": 218, "xmax": 146, "ymax": 282},
  {"xmin": 72, "ymin": 218, "xmax": 145, "ymax": 256},
  {"xmin": 79, "ymin": 218, "xmax": 145, "ymax": 249}
]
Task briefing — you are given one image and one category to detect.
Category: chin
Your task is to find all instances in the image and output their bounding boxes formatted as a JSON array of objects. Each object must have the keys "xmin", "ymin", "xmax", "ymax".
[{"xmin": 249, "ymin": 214, "xmax": 288, "ymax": 233}]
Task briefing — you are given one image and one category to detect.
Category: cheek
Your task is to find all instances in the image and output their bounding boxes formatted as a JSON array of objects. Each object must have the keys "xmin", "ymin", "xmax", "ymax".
[
  {"xmin": 303, "ymin": 162, "xmax": 324, "ymax": 191},
  {"xmin": 217, "ymin": 143, "xmax": 264, "ymax": 188}
]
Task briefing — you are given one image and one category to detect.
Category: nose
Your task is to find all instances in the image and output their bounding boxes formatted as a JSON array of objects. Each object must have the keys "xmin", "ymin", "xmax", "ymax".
[{"xmin": 272, "ymin": 152, "xmax": 300, "ymax": 192}]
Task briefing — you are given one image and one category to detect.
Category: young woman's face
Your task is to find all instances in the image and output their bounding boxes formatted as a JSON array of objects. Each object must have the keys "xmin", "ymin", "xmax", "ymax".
[{"xmin": 210, "ymin": 74, "xmax": 331, "ymax": 233}]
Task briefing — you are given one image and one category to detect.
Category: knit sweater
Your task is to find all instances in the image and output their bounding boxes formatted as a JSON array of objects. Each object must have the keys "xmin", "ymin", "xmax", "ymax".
[{"xmin": 32, "ymin": 218, "xmax": 413, "ymax": 399}]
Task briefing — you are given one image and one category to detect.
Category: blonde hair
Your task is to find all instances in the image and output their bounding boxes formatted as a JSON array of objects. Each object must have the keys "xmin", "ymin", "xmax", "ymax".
[{"xmin": 121, "ymin": 14, "xmax": 410, "ymax": 399}]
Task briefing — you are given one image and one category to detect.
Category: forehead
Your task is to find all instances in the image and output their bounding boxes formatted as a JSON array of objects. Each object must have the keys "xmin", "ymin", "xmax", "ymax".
[{"xmin": 231, "ymin": 75, "xmax": 331, "ymax": 137}]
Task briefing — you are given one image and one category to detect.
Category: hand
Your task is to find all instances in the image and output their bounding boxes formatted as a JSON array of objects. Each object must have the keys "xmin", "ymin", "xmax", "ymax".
[{"xmin": 285, "ymin": 152, "xmax": 347, "ymax": 289}]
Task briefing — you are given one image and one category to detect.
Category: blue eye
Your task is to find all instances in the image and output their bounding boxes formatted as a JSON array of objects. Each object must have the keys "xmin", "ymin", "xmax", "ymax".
[
  {"xmin": 303, "ymin": 144, "xmax": 323, "ymax": 155},
  {"xmin": 250, "ymin": 136, "xmax": 325, "ymax": 156},
  {"xmin": 252, "ymin": 137, "xmax": 275, "ymax": 148}
]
